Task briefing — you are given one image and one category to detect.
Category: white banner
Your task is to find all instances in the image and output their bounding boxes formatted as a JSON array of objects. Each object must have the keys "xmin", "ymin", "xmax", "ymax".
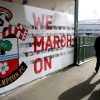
[{"xmin": 0, "ymin": 1, "xmax": 74, "ymax": 94}]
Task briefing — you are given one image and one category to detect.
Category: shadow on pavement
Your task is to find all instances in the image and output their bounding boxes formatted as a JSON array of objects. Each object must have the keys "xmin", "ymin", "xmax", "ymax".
[
  {"xmin": 88, "ymin": 89, "xmax": 100, "ymax": 100},
  {"xmin": 58, "ymin": 73, "xmax": 100, "ymax": 100},
  {"xmin": 60, "ymin": 64, "xmax": 75, "ymax": 72}
]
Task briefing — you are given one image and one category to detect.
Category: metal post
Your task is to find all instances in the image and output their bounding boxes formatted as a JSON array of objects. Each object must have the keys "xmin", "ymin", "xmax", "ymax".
[{"xmin": 74, "ymin": 0, "xmax": 79, "ymax": 65}]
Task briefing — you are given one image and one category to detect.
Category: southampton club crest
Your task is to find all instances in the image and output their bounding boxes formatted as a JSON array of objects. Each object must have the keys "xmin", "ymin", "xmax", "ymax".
[
  {"xmin": 0, "ymin": 38, "xmax": 19, "ymax": 78},
  {"xmin": 0, "ymin": 7, "xmax": 12, "ymax": 34},
  {"xmin": 0, "ymin": 7, "xmax": 28, "ymax": 87}
]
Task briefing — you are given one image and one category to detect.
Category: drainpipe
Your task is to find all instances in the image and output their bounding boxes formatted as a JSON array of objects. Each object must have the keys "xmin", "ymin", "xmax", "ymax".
[{"xmin": 74, "ymin": 0, "xmax": 79, "ymax": 65}]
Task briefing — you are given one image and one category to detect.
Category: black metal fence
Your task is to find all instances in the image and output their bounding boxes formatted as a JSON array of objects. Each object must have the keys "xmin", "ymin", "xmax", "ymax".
[{"xmin": 76, "ymin": 36, "xmax": 96, "ymax": 64}]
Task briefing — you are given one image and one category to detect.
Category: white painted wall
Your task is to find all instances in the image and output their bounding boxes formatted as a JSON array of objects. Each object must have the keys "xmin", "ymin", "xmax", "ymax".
[
  {"xmin": 1, "ymin": 0, "xmax": 74, "ymax": 14},
  {"xmin": 28, "ymin": 0, "xmax": 74, "ymax": 14}
]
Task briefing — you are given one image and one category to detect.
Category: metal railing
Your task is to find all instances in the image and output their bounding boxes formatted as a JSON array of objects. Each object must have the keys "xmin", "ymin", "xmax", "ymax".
[{"xmin": 76, "ymin": 36, "xmax": 96, "ymax": 64}]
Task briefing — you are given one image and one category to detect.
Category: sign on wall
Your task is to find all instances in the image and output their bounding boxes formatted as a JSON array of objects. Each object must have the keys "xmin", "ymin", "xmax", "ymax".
[{"xmin": 0, "ymin": 1, "xmax": 74, "ymax": 94}]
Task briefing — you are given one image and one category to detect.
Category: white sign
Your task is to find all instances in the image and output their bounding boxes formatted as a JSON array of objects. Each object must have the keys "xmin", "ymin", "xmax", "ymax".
[{"xmin": 0, "ymin": 1, "xmax": 74, "ymax": 94}]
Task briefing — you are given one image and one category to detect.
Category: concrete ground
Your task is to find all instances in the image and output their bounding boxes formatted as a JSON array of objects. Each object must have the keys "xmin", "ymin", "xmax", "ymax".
[{"xmin": 0, "ymin": 59, "xmax": 100, "ymax": 100}]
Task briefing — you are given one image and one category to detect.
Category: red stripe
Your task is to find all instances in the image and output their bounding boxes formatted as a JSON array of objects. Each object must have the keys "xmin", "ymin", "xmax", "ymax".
[
  {"xmin": 14, "ymin": 27, "xmax": 18, "ymax": 36},
  {"xmin": 8, "ymin": 25, "xmax": 12, "ymax": 34},
  {"xmin": 2, "ymin": 32, "xmax": 6, "ymax": 39},
  {"xmin": 3, "ymin": 0, "xmax": 12, "ymax": 2}
]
